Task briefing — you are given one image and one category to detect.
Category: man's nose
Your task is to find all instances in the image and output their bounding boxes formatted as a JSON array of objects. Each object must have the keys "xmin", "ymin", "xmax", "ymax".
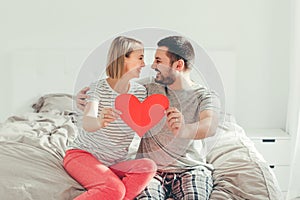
[{"xmin": 151, "ymin": 63, "xmax": 156, "ymax": 69}]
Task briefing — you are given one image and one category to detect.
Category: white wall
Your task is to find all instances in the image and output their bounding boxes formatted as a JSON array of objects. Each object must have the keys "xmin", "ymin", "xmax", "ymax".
[
  {"xmin": 0, "ymin": 0, "xmax": 291, "ymax": 130},
  {"xmin": 286, "ymin": 0, "xmax": 300, "ymax": 197},
  {"xmin": 287, "ymin": 0, "xmax": 300, "ymax": 141}
]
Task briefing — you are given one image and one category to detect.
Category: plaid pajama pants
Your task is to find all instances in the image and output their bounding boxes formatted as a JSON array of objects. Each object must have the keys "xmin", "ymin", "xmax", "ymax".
[{"xmin": 135, "ymin": 167, "xmax": 213, "ymax": 200}]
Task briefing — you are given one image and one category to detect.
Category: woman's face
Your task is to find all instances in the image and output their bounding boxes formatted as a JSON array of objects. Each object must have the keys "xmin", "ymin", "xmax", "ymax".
[{"xmin": 124, "ymin": 48, "xmax": 145, "ymax": 78}]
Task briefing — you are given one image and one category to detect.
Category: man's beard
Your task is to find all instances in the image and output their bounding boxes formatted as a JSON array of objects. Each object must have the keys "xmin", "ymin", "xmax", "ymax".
[{"xmin": 154, "ymin": 70, "xmax": 176, "ymax": 85}]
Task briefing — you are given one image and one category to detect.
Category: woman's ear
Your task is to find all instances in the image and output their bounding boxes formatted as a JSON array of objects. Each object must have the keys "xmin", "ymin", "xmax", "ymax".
[{"xmin": 124, "ymin": 56, "xmax": 129, "ymax": 67}]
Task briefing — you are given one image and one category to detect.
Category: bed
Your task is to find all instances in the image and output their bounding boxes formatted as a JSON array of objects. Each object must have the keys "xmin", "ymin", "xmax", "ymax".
[
  {"xmin": 0, "ymin": 47, "xmax": 283, "ymax": 199},
  {"xmin": 0, "ymin": 93, "xmax": 283, "ymax": 200},
  {"xmin": 0, "ymin": 94, "xmax": 84, "ymax": 199}
]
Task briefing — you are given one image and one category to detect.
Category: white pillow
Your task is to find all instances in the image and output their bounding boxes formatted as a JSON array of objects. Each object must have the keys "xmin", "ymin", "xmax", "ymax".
[
  {"xmin": 206, "ymin": 121, "xmax": 283, "ymax": 200},
  {"xmin": 32, "ymin": 93, "xmax": 75, "ymax": 115}
]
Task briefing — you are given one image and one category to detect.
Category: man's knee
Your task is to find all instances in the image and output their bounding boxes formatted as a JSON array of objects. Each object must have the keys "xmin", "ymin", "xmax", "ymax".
[
  {"xmin": 135, "ymin": 179, "xmax": 165, "ymax": 200},
  {"xmin": 135, "ymin": 189, "xmax": 162, "ymax": 200}
]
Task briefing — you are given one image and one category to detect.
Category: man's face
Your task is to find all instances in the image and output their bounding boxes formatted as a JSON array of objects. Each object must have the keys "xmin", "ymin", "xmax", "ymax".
[{"xmin": 151, "ymin": 46, "xmax": 176, "ymax": 85}]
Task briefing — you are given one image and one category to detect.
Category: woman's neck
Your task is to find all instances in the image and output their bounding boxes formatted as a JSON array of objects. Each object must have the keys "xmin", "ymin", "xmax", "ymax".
[{"xmin": 106, "ymin": 77, "xmax": 130, "ymax": 94}]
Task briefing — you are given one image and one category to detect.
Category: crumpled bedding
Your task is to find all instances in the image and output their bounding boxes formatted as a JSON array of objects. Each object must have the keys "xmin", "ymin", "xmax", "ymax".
[
  {"xmin": 0, "ymin": 111, "xmax": 283, "ymax": 200},
  {"xmin": 0, "ymin": 111, "xmax": 84, "ymax": 200},
  {"xmin": 206, "ymin": 121, "xmax": 283, "ymax": 200}
]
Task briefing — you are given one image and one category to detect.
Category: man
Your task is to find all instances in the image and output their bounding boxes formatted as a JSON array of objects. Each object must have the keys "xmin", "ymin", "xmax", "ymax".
[{"xmin": 76, "ymin": 36, "xmax": 220, "ymax": 199}]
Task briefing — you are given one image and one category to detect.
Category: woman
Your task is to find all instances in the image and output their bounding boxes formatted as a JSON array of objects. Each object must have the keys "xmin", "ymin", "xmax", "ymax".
[{"xmin": 64, "ymin": 36, "xmax": 157, "ymax": 200}]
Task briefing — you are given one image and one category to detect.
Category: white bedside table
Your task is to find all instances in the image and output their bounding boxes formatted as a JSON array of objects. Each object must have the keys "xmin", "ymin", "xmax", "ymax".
[{"xmin": 245, "ymin": 129, "xmax": 291, "ymax": 196}]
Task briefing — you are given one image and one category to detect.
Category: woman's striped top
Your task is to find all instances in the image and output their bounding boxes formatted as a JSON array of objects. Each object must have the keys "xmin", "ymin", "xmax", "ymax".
[{"xmin": 69, "ymin": 79, "xmax": 146, "ymax": 166}]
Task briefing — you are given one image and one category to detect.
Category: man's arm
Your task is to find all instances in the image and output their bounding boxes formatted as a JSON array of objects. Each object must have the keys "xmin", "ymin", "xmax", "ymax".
[
  {"xmin": 167, "ymin": 108, "xmax": 219, "ymax": 140},
  {"xmin": 182, "ymin": 110, "xmax": 219, "ymax": 139},
  {"xmin": 76, "ymin": 87, "xmax": 90, "ymax": 111}
]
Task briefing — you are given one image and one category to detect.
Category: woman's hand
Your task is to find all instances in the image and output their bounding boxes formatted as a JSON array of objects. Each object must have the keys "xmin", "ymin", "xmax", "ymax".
[{"xmin": 98, "ymin": 107, "xmax": 121, "ymax": 128}]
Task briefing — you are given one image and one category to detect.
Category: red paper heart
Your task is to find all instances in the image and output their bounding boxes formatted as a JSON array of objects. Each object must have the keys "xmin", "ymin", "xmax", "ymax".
[{"xmin": 115, "ymin": 94, "xmax": 169, "ymax": 137}]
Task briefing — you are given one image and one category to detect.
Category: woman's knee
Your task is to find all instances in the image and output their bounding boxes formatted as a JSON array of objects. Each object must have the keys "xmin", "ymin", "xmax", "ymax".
[
  {"xmin": 139, "ymin": 158, "xmax": 157, "ymax": 173},
  {"xmin": 95, "ymin": 177, "xmax": 126, "ymax": 199},
  {"xmin": 107, "ymin": 183, "xmax": 126, "ymax": 200}
]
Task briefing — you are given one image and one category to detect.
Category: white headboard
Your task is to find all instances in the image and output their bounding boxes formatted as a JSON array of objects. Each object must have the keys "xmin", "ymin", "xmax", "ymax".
[
  {"xmin": 8, "ymin": 48, "xmax": 89, "ymax": 116},
  {"xmin": 2, "ymin": 48, "xmax": 236, "ymax": 122}
]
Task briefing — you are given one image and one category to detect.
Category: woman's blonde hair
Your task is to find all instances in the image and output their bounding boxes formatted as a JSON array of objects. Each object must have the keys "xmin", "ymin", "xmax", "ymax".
[{"xmin": 106, "ymin": 36, "xmax": 143, "ymax": 79}]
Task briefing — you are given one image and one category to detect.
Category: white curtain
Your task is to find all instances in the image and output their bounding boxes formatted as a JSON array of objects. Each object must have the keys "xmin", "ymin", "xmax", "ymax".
[{"xmin": 286, "ymin": 0, "xmax": 300, "ymax": 199}]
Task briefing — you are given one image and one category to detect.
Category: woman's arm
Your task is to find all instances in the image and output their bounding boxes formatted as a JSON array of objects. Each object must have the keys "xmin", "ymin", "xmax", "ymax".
[
  {"xmin": 83, "ymin": 102, "xmax": 120, "ymax": 132},
  {"xmin": 82, "ymin": 101, "xmax": 102, "ymax": 132}
]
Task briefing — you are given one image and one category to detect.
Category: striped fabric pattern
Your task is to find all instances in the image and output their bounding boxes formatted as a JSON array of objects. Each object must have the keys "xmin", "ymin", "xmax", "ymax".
[{"xmin": 69, "ymin": 79, "xmax": 146, "ymax": 166}]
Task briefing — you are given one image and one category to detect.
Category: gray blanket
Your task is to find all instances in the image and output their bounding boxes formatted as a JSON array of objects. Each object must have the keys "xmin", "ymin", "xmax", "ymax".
[{"xmin": 0, "ymin": 112, "xmax": 84, "ymax": 199}]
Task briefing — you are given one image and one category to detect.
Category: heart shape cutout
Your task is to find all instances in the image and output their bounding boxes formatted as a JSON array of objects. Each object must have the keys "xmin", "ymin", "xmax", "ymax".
[{"xmin": 115, "ymin": 94, "xmax": 169, "ymax": 137}]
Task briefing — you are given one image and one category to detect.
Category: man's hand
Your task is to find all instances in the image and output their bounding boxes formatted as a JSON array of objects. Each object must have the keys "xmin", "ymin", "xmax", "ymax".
[
  {"xmin": 76, "ymin": 87, "xmax": 90, "ymax": 111},
  {"xmin": 166, "ymin": 107, "xmax": 185, "ymax": 136}
]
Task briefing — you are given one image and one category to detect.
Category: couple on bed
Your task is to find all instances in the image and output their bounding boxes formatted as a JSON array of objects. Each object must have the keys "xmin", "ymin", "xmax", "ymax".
[{"xmin": 64, "ymin": 35, "xmax": 220, "ymax": 200}]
